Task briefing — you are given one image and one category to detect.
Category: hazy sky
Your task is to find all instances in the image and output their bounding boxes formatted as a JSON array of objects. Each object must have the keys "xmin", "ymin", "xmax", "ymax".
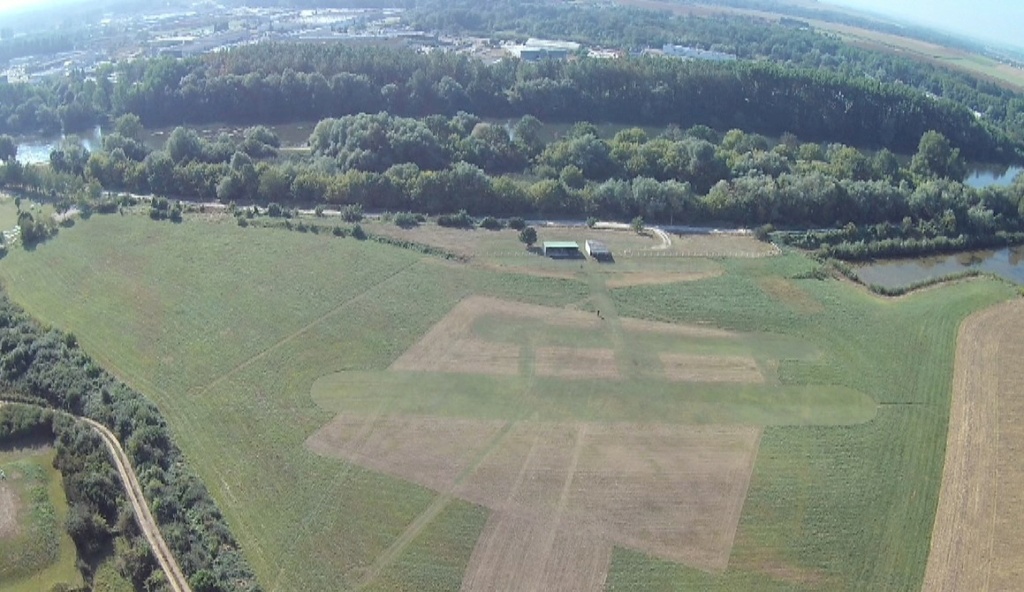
[
  {"xmin": 822, "ymin": 0, "xmax": 1024, "ymax": 49},
  {"xmin": 0, "ymin": 0, "xmax": 41, "ymax": 13},
  {"xmin": 0, "ymin": 0, "xmax": 1020, "ymax": 50}
]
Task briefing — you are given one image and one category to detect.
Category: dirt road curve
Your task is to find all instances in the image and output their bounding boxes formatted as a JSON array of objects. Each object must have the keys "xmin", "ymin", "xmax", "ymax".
[
  {"xmin": 0, "ymin": 401, "xmax": 192, "ymax": 592},
  {"xmin": 922, "ymin": 299, "xmax": 1024, "ymax": 592},
  {"xmin": 81, "ymin": 417, "xmax": 193, "ymax": 592}
]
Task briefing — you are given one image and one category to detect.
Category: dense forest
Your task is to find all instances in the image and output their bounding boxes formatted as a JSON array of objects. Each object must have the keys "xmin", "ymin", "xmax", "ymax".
[
  {"xmin": 2, "ymin": 19, "xmax": 1022, "ymax": 162},
  {"xmin": 0, "ymin": 293, "xmax": 260, "ymax": 592}
]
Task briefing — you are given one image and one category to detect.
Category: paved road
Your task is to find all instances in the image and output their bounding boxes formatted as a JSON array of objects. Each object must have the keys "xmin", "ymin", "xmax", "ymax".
[{"xmin": 0, "ymin": 401, "xmax": 193, "ymax": 592}]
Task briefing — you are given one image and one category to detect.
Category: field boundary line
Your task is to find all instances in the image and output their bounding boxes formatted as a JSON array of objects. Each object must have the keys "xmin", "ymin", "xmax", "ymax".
[{"xmin": 188, "ymin": 259, "xmax": 420, "ymax": 399}]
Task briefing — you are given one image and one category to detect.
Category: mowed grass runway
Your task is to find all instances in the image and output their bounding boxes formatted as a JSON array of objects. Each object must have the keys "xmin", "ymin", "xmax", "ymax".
[{"xmin": 0, "ymin": 213, "xmax": 1014, "ymax": 590}]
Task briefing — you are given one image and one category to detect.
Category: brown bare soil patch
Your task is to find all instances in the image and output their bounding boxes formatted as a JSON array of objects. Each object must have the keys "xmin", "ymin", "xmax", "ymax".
[
  {"xmin": 659, "ymin": 354, "xmax": 764, "ymax": 384},
  {"xmin": 306, "ymin": 415, "xmax": 507, "ymax": 493},
  {"xmin": 758, "ymin": 277, "xmax": 824, "ymax": 314},
  {"xmin": 461, "ymin": 514, "xmax": 611, "ymax": 592},
  {"xmin": 0, "ymin": 484, "xmax": 21, "ymax": 539},
  {"xmin": 923, "ymin": 300, "xmax": 1024, "ymax": 592},
  {"xmin": 619, "ymin": 317, "xmax": 733, "ymax": 339},
  {"xmin": 670, "ymin": 234, "xmax": 781, "ymax": 258},
  {"xmin": 604, "ymin": 270, "xmax": 721, "ymax": 288},
  {"xmin": 534, "ymin": 347, "xmax": 619, "ymax": 380},
  {"xmin": 307, "ymin": 418, "xmax": 761, "ymax": 589},
  {"xmin": 393, "ymin": 295, "xmax": 743, "ymax": 379},
  {"xmin": 390, "ymin": 297, "xmax": 523, "ymax": 375},
  {"xmin": 476, "ymin": 262, "xmax": 579, "ymax": 281}
]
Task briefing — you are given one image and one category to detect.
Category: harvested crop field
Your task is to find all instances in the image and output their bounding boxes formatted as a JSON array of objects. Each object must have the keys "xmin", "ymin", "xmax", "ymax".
[
  {"xmin": 0, "ymin": 486, "xmax": 20, "ymax": 539},
  {"xmin": 923, "ymin": 300, "xmax": 1024, "ymax": 591},
  {"xmin": 534, "ymin": 347, "xmax": 619, "ymax": 379},
  {"xmin": 307, "ymin": 418, "xmax": 762, "ymax": 589},
  {"xmin": 659, "ymin": 354, "xmax": 764, "ymax": 384},
  {"xmin": 666, "ymin": 233, "xmax": 781, "ymax": 258},
  {"xmin": 390, "ymin": 295, "xmax": 749, "ymax": 380},
  {"xmin": 604, "ymin": 270, "xmax": 720, "ymax": 288},
  {"xmin": 758, "ymin": 277, "xmax": 824, "ymax": 314}
]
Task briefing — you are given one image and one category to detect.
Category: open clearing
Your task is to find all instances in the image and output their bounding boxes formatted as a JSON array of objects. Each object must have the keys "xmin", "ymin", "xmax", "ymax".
[
  {"xmin": 922, "ymin": 299, "xmax": 1024, "ymax": 592},
  {"xmin": 0, "ymin": 486, "xmax": 20, "ymax": 539},
  {"xmin": 0, "ymin": 448, "xmax": 83, "ymax": 592},
  {"xmin": 0, "ymin": 213, "xmax": 1016, "ymax": 590}
]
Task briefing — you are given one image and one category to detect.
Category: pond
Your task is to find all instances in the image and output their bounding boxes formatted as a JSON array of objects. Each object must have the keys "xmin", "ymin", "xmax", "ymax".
[
  {"xmin": 964, "ymin": 165, "xmax": 1024, "ymax": 189},
  {"xmin": 13, "ymin": 121, "xmax": 316, "ymax": 164},
  {"xmin": 855, "ymin": 246, "xmax": 1024, "ymax": 288},
  {"xmin": 15, "ymin": 126, "xmax": 103, "ymax": 164}
]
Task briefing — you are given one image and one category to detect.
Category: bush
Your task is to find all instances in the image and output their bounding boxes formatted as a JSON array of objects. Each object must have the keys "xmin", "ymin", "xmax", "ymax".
[
  {"xmin": 479, "ymin": 216, "xmax": 502, "ymax": 230},
  {"xmin": 332, "ymin": 226, "xmax": 346, "ymax": 237},
  {"xmin": 267, "ymin": 202, "xmax": 283, "ymax": 217},
  {"xmin": 340, "ymin": 204, "xmax": 363, "ymax": 223},
  {"xmin": 586, "ymin": 216, "xmax": 598, "ymax": 228},
  {"xmin": 518, "ymin": 226, "xmax": 537, "ymax": 247},
  {"xmin": 754, "ymin": 223, "xmax": 775, "ymax": 242},
  {"xmin": 437, "ymin": 210, "xmax": 473, "ymax": 228},
  {"xmin": 393, "ymin": 211, "xmax": 419, "ymax": 228},
  {"xmin": 237, "ymin": 217, "xmax": 249, "ymax": 227},
  {"xmin": 351, "ymin": 223, "xmax": 366, "ymax": 239},
  {"xmin": 507, "ymin": 217, "xmax": 526, "ymax": 230}
]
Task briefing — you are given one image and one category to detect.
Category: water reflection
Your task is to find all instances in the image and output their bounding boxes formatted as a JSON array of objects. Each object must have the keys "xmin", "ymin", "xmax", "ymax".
[
  {"xmin": 15, "ymin": 126, "xmax": 103, "ymax": 164},
  {"xmin": 964, "ymin": 165, "xmax": 1024, "ymax": 189},
  {"xmin": 857, "ymin": 246, "xmax": 1024, "ymax": 288}
]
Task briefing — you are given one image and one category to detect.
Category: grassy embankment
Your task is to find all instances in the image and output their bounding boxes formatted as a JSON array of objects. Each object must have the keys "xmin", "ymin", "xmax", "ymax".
[{"xmin": 0, "ymin": 212, "xmax": 1013, "ymax": 590}]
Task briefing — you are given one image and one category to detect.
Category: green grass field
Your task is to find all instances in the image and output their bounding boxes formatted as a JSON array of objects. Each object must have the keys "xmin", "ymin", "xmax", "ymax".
[
  {"xmin": 0, "ymin": 448, "xmax": 84, "ymax": 592},
  {"xmin": 0, "ymin": 212, "xmax": 1014, "ymax": 590}
]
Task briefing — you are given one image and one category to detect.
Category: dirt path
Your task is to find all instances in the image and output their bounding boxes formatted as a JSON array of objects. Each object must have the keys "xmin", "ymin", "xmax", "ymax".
[
  {"xmin": 0, "ymin": 402, "xmax": 192, "ymax": 592},
  {"xmin": 922, "ymin": 299, "xmax": 1024, "ymax": 592},
  {"xmin": 81, "ymin": 417, "xmax": 193, "ymax": 592}
]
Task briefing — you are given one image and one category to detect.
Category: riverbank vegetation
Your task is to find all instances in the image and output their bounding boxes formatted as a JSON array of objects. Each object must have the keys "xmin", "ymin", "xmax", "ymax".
[{"xmin": 3, "ymin": 109, "xmax": 1023, "ymax": 259}]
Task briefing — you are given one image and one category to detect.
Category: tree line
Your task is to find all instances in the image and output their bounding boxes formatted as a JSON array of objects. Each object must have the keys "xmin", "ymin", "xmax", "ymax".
[{"xmin": 5, "ymin": 108, "xmax": 1023, "ymax": 261}]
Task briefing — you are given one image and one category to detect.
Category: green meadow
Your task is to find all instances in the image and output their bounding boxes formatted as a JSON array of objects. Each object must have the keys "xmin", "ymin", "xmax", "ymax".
[{"xmin": 0, "ymin": 212, "xmax": 1013, "ymax": 590}]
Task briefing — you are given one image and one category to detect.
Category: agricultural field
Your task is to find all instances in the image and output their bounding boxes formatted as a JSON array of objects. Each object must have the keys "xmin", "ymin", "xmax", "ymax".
[
  {"xmin": 0, "ymin": 447, "xmax": 84, "ymax": 592},
  {"xmin": 923, "ymin": 299, "xmax": 1024, "ymax": 591},
  {"xmin": 0, "ymin": 211, "xmax": 1015, "ymax": 590},
  {"xmin": 614, "ymin": 0, "xmax": 1024, "ymax": 92}
]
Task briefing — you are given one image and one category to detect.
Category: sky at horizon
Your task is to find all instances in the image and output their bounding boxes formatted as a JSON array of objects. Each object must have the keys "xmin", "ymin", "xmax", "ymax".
[
  {"xmin": 821, "ymin": 0, "xmax": 1024, "ymax": 49},
  {"xmin": 0, "ymin": 0, "xmax": 1020, "ymax": 50},
  {"xmin": 0, "ymin": 0, "xmax": 43, "ymax": 13}
]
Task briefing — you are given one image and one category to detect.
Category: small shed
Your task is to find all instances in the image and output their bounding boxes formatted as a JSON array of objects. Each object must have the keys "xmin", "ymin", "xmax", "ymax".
[
  {"xmin": 585, "ymin": 240, "xmax": 611, "ymax": 260},
  {"xmin": 543, "ymin": 241, "xmax": 580, "ymax": 258}
]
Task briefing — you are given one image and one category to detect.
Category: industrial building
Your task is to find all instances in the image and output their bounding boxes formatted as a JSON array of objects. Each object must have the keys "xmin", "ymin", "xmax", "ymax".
[
  {"xmin": 661, "ymin": 44, "xmax": 737, "ymax": 62},
  {"xmin": 507, "ymin": 38, "xmax": 580, "ymax": 61}
]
